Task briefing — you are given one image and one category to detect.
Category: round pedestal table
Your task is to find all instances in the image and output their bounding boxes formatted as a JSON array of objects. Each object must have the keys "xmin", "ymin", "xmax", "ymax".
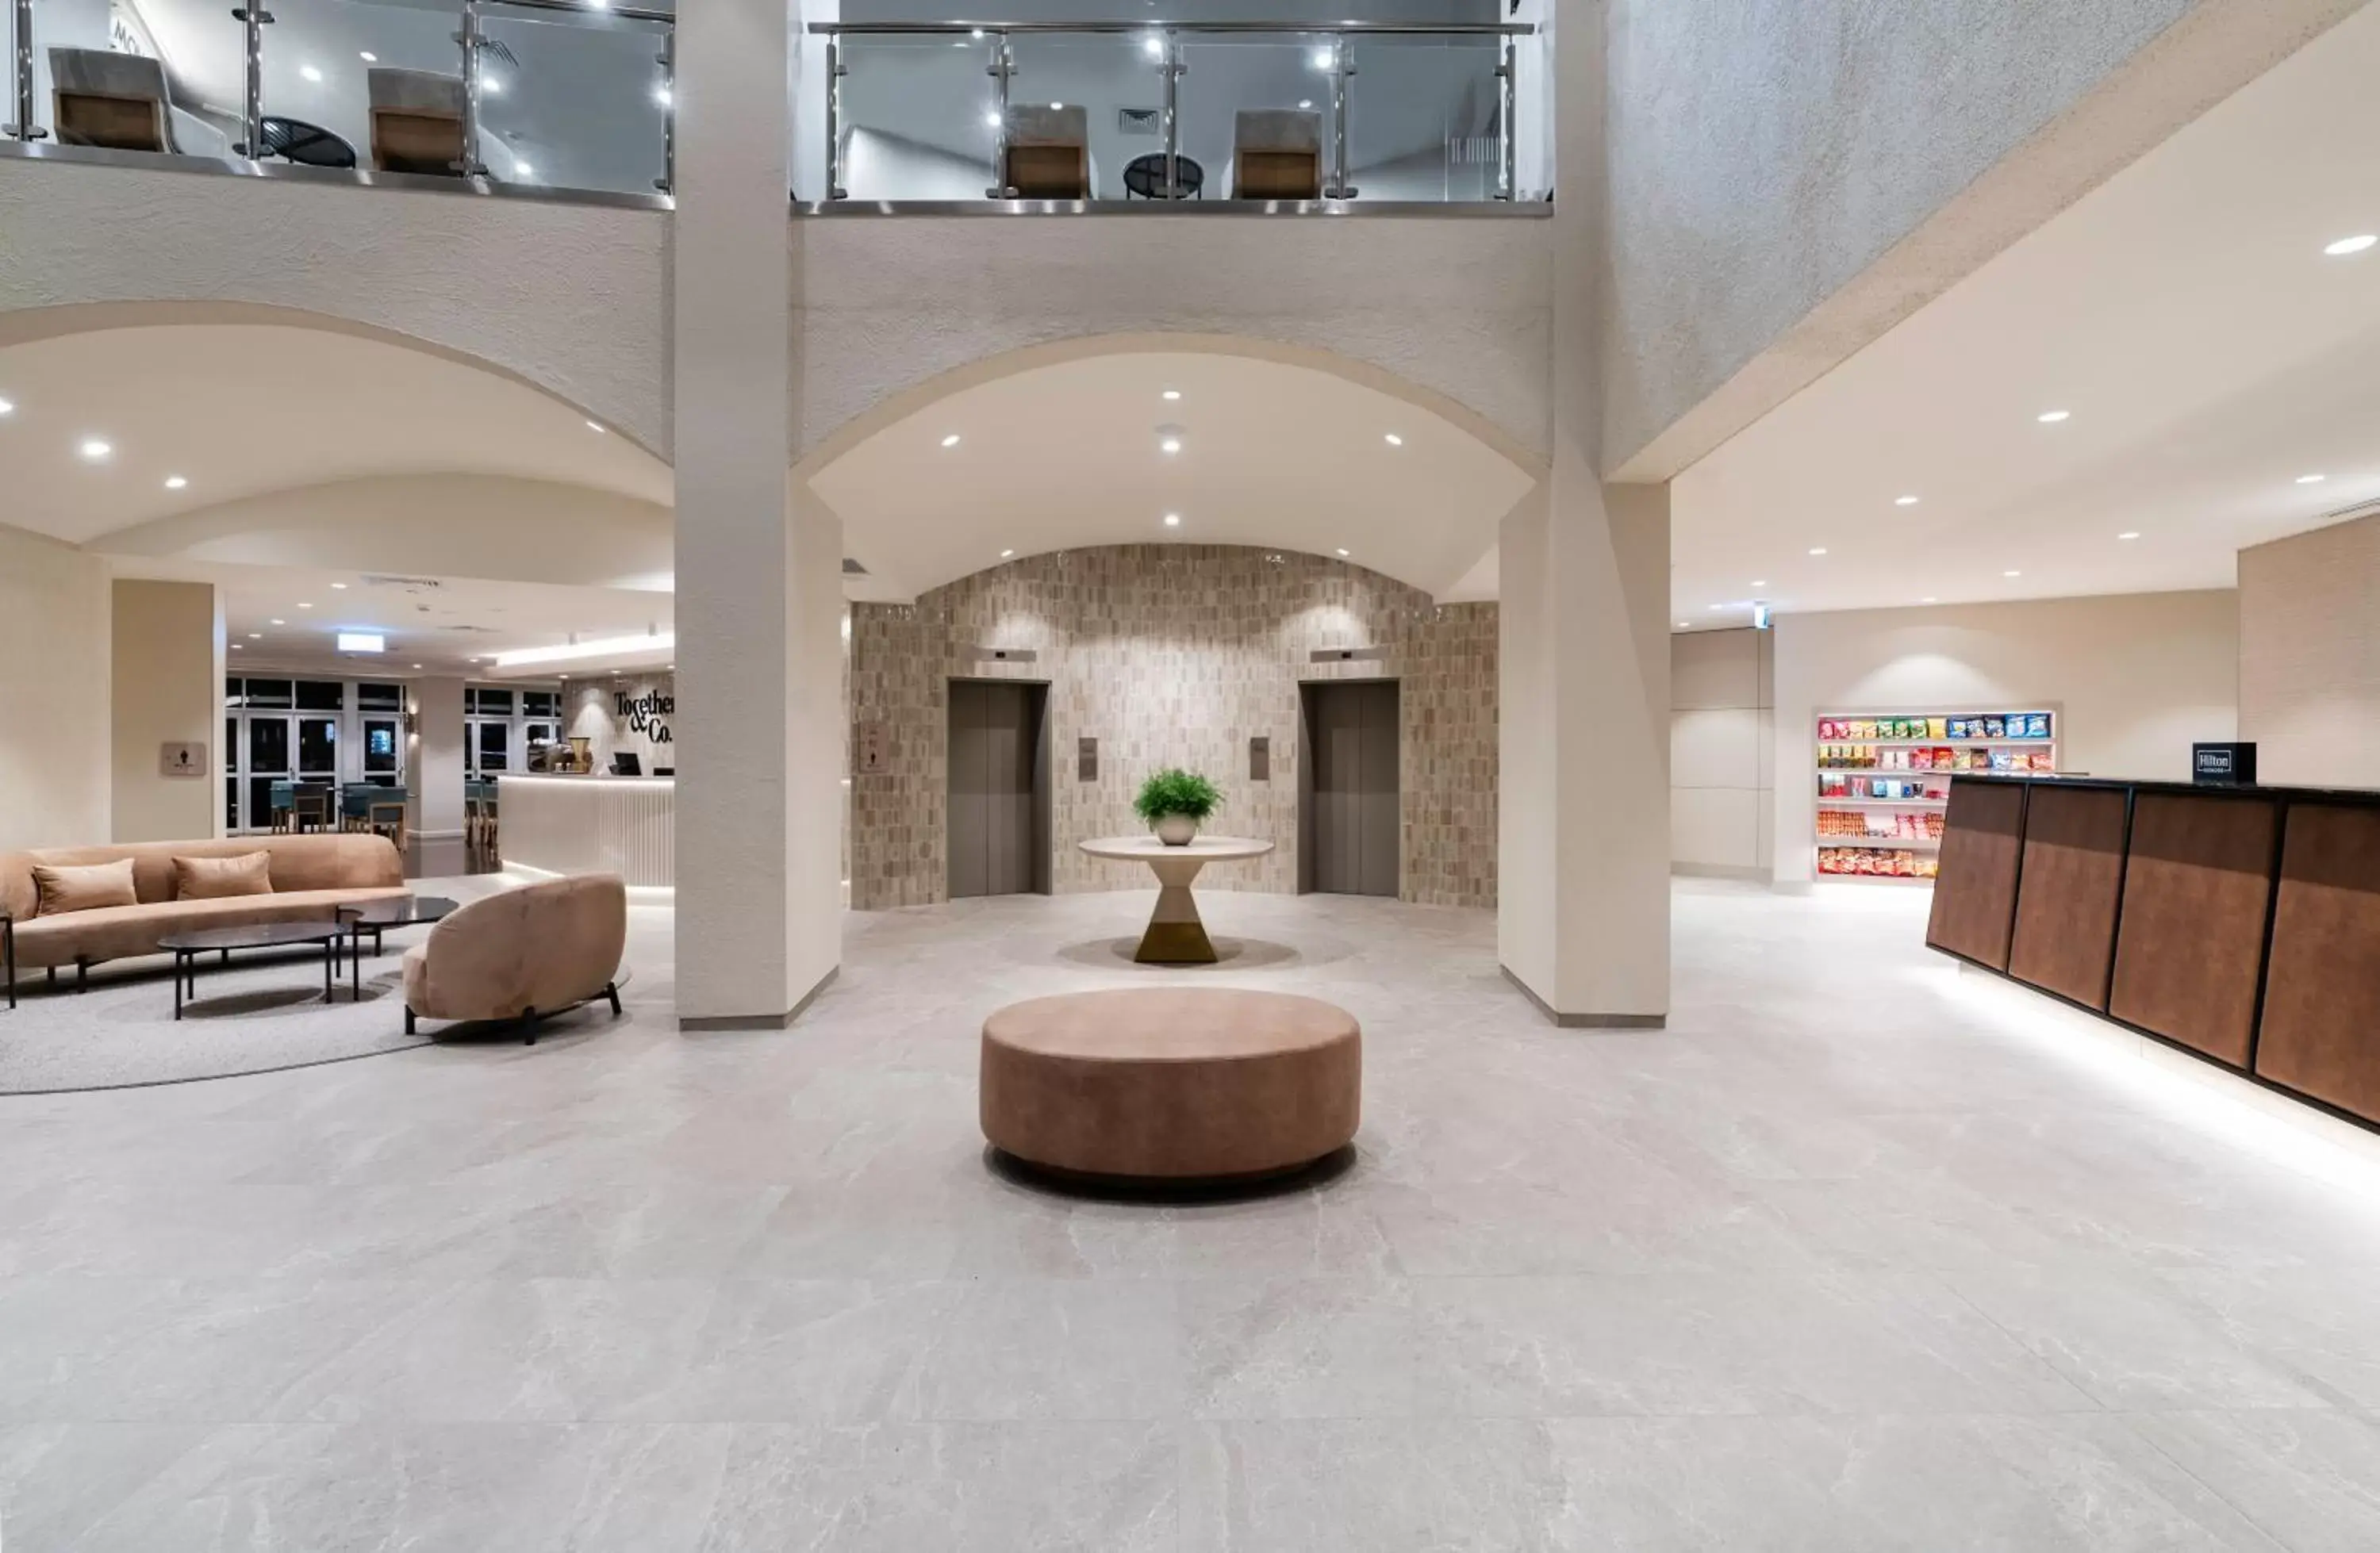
[{"xmin": 1077, "ymin": 835, "xmax": 1275, "ymax": 964}]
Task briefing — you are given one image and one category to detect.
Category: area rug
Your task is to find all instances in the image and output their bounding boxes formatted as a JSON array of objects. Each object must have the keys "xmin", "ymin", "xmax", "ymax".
[{"xmin": 0, "ymin": 949, "xmax": 430, "ymax": 1095}]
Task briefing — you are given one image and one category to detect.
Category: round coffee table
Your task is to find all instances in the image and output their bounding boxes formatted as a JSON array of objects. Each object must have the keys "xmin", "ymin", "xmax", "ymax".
[
  {"xmin": 1077, "ymin": 835, "xmax": 1274, "ymax": 964},
  {"xmin": 337, "ymin": 896, "xmax": 459, "ymax": 999},
  {"xmin": 155, "ymin": 921, "xmax": 344, "ymax": 1021}
]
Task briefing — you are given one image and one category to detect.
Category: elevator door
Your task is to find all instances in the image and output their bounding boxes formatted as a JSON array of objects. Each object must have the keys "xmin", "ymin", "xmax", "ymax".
[
  {"xmin": 948, "ymin": 681, "xmax": 1044, "ymax": 899},
  {"xmin": 1307, "ymin": 680, "xmax": 1401, "ymax": 896}
]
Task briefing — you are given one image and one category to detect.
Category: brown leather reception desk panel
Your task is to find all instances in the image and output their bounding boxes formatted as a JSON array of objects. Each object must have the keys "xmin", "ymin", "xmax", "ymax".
[
  {"xmin": 1925, "ymin": 779, "xmax": 2029, "ymax": 972},
  {"xmin": 1932, "ymin": 774, "xmax": 2380, "ymax": 1133},
  {"xmin": 2005, "ymin": 782, "xmax": 2129, "ymax": 1011},
  {"xmin": 2106, "ymin": 791, "xmax": 2278, "ymax": 1068},
  {"xmin": 2255, "ymin": 802, "xmax": 2380, "ymax": 1123}
]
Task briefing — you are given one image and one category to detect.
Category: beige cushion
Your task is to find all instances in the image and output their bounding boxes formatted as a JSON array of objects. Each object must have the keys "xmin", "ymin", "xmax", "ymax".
[
  {"xmin": 175, "ymin": 851, "xmax": 275, "ymax": 901},
  {"xmin": 404, "ymin": 874, "xmax": 627, "ymax": 1023},
  {"xmin": 33, "ymin": 858, "xmax": 138, "ymax": 917}
]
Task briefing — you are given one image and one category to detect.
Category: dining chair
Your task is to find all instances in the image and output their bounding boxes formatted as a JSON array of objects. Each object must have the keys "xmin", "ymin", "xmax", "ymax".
[
  {"xmin": 1231, "ymin": 109, "xmax": 1326, "ymax": 200},
  {"xmin": 1001, "ymin": 105, "xmax": 1093, "ymax": 199},
  {"xmin": 367, "ymin": 68, "xmax": 469, "ymax": 175}
]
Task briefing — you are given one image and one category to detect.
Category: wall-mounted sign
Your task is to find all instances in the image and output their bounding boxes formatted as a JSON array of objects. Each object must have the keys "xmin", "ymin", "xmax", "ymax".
[
  {"xmin": 616, "ymin": 688, "xmax": 675, "ymax": 745},
  {"xmin": 159, "ymin": 741, "xmax": 206, "ymax": 778},
  {"xmin": 854, "ymin": 719, "xmax": 889, "ymax": 775}
]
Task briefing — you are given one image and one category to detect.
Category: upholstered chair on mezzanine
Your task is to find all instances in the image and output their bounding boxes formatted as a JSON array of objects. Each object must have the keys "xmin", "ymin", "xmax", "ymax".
[{"xmin": 367, "ymin": 68, "xmax": 469, "ymax": 176}]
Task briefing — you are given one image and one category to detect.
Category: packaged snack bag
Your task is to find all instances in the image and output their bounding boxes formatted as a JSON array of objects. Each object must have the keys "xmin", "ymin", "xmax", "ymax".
[
  {"xmin": 1984, "ymin": 716, "xmax": 2006, "ymax": 738},
  {"xmin": 1928, "ymin": 717, "xmax": 1948, "ymax": 739},
  {"xmin": 2027, "ymin": 713, "xmax": 2049, "ymax": 739},
  {"xmin": 1911, "ymin": 747, "xmax": 1933, "ymax": 771}
]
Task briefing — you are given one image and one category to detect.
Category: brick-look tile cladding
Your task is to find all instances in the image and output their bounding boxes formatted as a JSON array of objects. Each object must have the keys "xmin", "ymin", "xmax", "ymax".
[{"xmin": 848, "ymin": 545, "xmax": 1496, "ymax": 910}]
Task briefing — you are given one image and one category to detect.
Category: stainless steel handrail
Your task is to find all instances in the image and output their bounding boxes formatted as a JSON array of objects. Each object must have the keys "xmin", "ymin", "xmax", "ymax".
[
  {"xmin": 492, "ymin": 0, "xmax": 674, "ymax": 21},
  {"xmin": 806, "ymin": 21, "xmax": 1534, "ymax": 36},
  {"xmin": 5, "ymin": 0, "xmax": 40, "ymax": 140}
]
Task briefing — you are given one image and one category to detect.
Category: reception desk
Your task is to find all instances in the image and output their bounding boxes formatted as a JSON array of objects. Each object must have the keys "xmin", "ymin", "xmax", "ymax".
[
  {"xmin": 498, "ymin": 774, "xmax": 676, "ymax": 889},
  {"xmin": 1929, "ymin": 773, "xmax": 2380, "ymax": 1130}
]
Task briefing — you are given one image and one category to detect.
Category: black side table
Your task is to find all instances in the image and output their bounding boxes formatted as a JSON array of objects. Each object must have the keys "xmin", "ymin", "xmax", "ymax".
[
  {"xmin": 157, "ymin": 921, "xmax": 344, "ymax": 1021},
  {"xmin": 337, "ymin": 896, "xmax": 460, "ymax": 1000},
  {"xmin": 1122, "ymin": 152, "xmax": 1205, "ymax": 199}
]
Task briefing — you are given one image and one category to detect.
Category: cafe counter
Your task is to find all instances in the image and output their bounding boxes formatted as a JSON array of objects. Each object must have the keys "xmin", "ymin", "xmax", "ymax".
[
  {"xmin": 498, "ymin": 773, "xmax": 676, "ymax": 889},
  {"xmin": 1928, "ymin": 773, "xmax": 2380, "ymax": 1130}
]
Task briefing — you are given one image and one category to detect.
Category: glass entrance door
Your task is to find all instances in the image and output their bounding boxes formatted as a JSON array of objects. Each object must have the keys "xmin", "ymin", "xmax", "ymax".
[{"xmin": 245, "ymin": 715, "xmax": 293, "ymax": 834}]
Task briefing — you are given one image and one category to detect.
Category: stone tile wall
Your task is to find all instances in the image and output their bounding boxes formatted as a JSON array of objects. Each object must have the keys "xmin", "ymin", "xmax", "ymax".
[{"xmin": 848, "ymin": 545, "xmax": 1496, "ymax": 910}]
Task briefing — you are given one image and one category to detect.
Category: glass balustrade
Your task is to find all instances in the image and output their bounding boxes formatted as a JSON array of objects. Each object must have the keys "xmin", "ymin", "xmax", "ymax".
[
  {"xmin": 819, "ymin": 21, "xmax": 1538, "ymax": 207},
  {"xmin": 5, "ymin": 0, "xmax": 673, "ymax": 197},
  {"xmin": 6, "ymin": 5, "xmax": 1538, "ymax": 210}
]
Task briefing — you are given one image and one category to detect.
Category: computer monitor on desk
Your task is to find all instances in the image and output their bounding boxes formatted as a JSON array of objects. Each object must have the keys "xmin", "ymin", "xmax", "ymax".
[{"xmin": 610, "ymin": 753, "xmax": 641, "ymax": 776}]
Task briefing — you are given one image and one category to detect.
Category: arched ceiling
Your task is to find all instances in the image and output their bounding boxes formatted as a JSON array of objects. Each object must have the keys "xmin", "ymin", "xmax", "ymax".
[
  {"xmin": 809, "ymin": 350, "xmax": 1537, "ymax": 601},
  {"xmin": 0, "ymin": 323, "xmax": 671, "ymax": 546}
]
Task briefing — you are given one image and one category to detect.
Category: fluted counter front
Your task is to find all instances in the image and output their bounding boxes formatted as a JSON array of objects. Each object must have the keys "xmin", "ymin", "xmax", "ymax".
[{"xmin": 498, "ymin": 775, "xmax": 676, "ymax": 889}]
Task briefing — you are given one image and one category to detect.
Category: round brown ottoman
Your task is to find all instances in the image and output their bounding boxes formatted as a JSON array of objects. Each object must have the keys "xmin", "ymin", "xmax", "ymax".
[{"xmin": 981, "ymin": 988, "xmax": 1362, "ymax": 1182}]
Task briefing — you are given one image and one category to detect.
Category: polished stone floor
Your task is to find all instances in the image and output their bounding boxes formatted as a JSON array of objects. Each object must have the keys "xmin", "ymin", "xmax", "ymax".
[{"xmin": 4, "ymin": 879, "xmax": 2380, "ymax": 1550}]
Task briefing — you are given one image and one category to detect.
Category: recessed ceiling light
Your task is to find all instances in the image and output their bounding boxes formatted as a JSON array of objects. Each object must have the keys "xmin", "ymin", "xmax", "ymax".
[
  {"xmin": 2324, "ymin": 234, "xmax": 2377, "ymax": 257},
  {"xmin": 2003, "ymin": 569, "xmax": 2022, "ymax": 577},
  {"xmin": 2036, "ymin": 409, "xmax": 2071, "ymax": 424},
  {"xmin": 79, "ymin": 438, "xmax": 112, "ymax": 461},
  {"xmin": 1163, "ymin": 512, "xmax": 1181, "ymax": 527},
  {"xmin": 1048, "ymin": 102, "xmax": 1063, "ymax": 111},
  {"xmin": 300, "ymin": 64, "xmax": 323, "ymax": 82},
  {"xmin": 1708, "ymin": 604, "xmax": 1724, "ymax": 611},
  {"xmin": 1000, "ymin": 548, "xmax": 1015, "ymax": 558},
  {"xmin": 163, "ymin": 475, "xmax": 187, "ymax": 490},
  {"xmin": 1310, "ymin": 44, "xmax": 1334, "ymax": 70},
  {"xmin": 270, "ymin": 618, "xmax": 286, "ymax": 626},
  {"xmin": 970, "ymin": 27, "xmax": 985, "ymax": 38},
  {"xmin": 247, "ymin": 632, "xmax": 262, "ymax": 640},
  {"xmin": 1299, "ymin": 99, "xmax": 1314, "ymax": 110},
  {"xmin": 983, "ymin": 110, "xmax": 1000, "ymax": 127},
  {"xmin": 1384, "ymin": 433, "xmax": 1404, "ymax": 447},
  {"xmin": 1894, "ymin": 495, "xmax": 1919, "ymax": 507},
  {"xmin": 482, "ymin": 75, "xmax": 503, "ymax": 96},
  {"xmin": 1160, "ymin": 437, "xmax": 1183, "ymax": 454},
  {"xmin": 653, "ymin": 85, "xmax": 673, "ymax": 108},
  {"xmin": 2117, "ymin": 531, "xmax": 2141, "ymax": 541},
  {"xmin": 1676, "ymin": 621, "xmax": 1691, "ymax": 629},
  {"xmin": 1336, "ymin": 548, "xmax": 1350, "ymax": 558},
  {"xmin": 0, "ymin": 397, "xmax": 13, "ymax": 416},
  {"xmin": 1921, "ymin": 597, "xmax": 1937, "ymax": 604},
  {"xmin": 1749, "ymin": 579, "xmax": 1767, "ymax": 588},
  {"xmin": 1161, "ymin": 389, "xmax": 1181, "ymax": 401},
  {"xmin": 359, "ymin": 51, "xmax": 377, "ymax": 62},
  {"xmin": 513, "ymin": 160, "xmax": 534, "ymax": 178},
  {"xmin": 298, "ymin": 601, "xmax": 313, "ymax": 609},
  {"xmin": 231, "ymin": 643, "xmax": 244, "ymax": 650},
  {"xmin": 940, "ymin": 433, "xmax": 962, "ymax": 448},
  {"xmin": 413, "ymin": 664, "xmax": 423, "ymax": 669},
  {"xmin": 330, "ymin": 581, "xmax": 347, "ymax": 589},
  {"xmin": 1807, "ymin": 546, "xmax": 1827, "ymax": 557},
  {"xmin": 2296, "ymin": 473, "xmax": 2327, "ymax": 485},
  {"xmin": 1142, "ymin": 36, "xmax": 1164, "ymax": 58}
]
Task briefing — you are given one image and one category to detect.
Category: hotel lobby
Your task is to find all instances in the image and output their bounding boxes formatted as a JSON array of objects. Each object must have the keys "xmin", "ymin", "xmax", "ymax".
[{"xmin": 6, "ymin": 0, "xmax": 2380, "ymax": 1547}]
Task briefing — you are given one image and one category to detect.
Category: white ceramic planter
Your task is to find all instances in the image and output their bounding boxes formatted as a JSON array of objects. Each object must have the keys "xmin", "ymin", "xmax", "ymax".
[{"xmin": 1154, "ymin": 815, "xmax": 1199, "ymax": 846}]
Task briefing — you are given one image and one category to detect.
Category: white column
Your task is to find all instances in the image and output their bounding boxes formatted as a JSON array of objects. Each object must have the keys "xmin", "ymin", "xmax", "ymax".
[
  {"xmin": 1497, "ymin": 0, "xmax": 1672, "ymax": 1026},
  {"xmin": 412, "ymin": 677, "xmax": 466, "ymax": 876},
  {"xmin": 675, "ymin": 0, "xmax": 842, "ymax": 1028}
]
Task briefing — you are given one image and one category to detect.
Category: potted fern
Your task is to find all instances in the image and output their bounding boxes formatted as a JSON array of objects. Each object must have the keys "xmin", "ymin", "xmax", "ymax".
[{"xmin": 1134, "ymin": 767, "xmax": 1223, "ymax": 846}]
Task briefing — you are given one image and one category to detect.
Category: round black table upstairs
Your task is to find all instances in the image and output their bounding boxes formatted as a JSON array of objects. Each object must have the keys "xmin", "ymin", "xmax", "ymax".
[
  {"xmin": 1123, "ymin": 152, "xmax": 1205, "ymax": 200},
  {"xmin": 257, "ymin": 117, "xmax": 359, "ymax": 170}
]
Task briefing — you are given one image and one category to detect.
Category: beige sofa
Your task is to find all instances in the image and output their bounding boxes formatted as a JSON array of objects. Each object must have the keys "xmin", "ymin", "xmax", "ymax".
[
  {"xmin": 2, "ymin": 834, "xmax": 407, "ymax": 998},
  {"xmin": 403, "ymin": 873, "xmax": 626, "ymax": 1042}
]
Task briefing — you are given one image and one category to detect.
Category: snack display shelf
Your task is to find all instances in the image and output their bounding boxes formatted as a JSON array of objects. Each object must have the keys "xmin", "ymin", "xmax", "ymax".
[
  {"xmin": 1816, "ymin": 834, "xmax": 1940, "ymax": 849},
  {"xmin": 1814, "ymin": 705, "xmax": 2059, "ymax": 886},
  {"xmin": 1823, "ymin": 796, "xmax": 1947, "ymax": 807},
  {"xmin": 1833, "ymin": 738, "xmax": 2053, "ymax": 750}
]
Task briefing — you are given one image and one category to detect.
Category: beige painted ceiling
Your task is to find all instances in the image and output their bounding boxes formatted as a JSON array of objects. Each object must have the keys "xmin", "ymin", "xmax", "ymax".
[
  {"xmin": 1670, "ymin": 2, "xmax": 2380, "ymax": 629},
  {"xmin": 811, "ymin": 351, "xmax": 1538, "ymax": 602},
  {"xmin": 117, "ymin": 558, "xmax": 674, "ymax": 680},
  {"xmin": 0, "ymin": 324, "xmax": 670, "ymax": 546}
]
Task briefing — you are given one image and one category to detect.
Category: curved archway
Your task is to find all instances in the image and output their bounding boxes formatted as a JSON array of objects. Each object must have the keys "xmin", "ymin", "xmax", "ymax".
[
  {"xmin": 797, "ymin": 330, "xmax": 1546, "ymax": 478},
  {"xmin": 804, "ymin": 333, "xmax": 1542, "ymax": 604},
  {"xmin": 0, "ymin": 301, "xmax": 669, "ymax": 469},
  {"xmin": 0, "ymin": 308, "xmax": 670, "ymax": 550}
]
